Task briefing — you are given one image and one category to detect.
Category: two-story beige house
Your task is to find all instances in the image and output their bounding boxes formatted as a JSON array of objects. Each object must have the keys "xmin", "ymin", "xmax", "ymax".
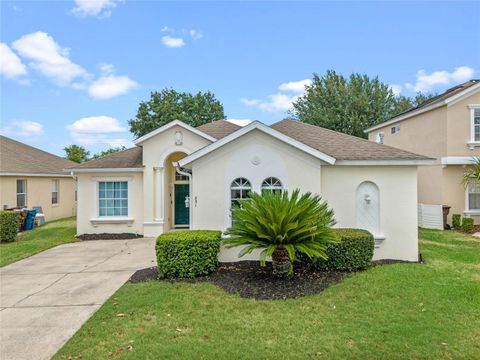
[{"xmin": 365, "ymin": 80, "xmax": 480, "ymax": 226}]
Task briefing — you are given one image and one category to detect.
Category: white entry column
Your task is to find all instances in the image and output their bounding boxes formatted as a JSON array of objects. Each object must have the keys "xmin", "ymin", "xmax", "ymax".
[{"xmin": 154, "ymin": 166, "xmax": 164, "ymax": 222}]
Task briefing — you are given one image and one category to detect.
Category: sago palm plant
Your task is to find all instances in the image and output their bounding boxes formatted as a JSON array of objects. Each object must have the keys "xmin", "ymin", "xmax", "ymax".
[{"xmin": 223, "ymin": 189, "xmax": 337, "ymax": 277}]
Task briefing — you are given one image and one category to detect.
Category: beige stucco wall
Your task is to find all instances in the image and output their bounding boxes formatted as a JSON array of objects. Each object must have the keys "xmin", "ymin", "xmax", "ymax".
[
  {"xmin": 446, "ymin": 91, "xmax": 480, "ymax": 156},
  {"xmin": 76, "ymin": 172, "xmax": 144, "ymax": 235},
  {"xmin": 0, "ymin": 176, "xmax": 76, "ymax": 220},
  {"xmin": 321, "ymin": 166, "xmax": 419, "ymax": 261},
  {"xmin": 141, "ymin": 125, "xmax": 211, "ymax": 236}
]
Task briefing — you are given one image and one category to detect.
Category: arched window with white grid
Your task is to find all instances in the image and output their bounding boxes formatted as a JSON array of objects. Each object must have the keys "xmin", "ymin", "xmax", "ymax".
[
  {"xmin": 230, "ymin": 178, "xmax": 251, "ymax": 207},
  {"xmin": 261, "ymin": 177, "xmax": 283, "ymax": 194}
]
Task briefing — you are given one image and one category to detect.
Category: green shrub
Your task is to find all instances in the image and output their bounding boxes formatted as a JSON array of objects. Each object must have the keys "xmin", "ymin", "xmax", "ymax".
[
  {"xmin": 0, "ymin": 211, "xmax": 20, "ymax": 243},
  {"xmin": 461, "ymin": 217, "xmax": 474, "ymax": 233},
  {"xmin": 156, "ymin": 230, "xmax": 221, "ymax": 278},
  {"xmin": 299, "ymin": 228, "xmax": 374, "ymax": 272},
  {"xmin": 452, "ymin": 214, "xmax": 461, "ymax": 229}
]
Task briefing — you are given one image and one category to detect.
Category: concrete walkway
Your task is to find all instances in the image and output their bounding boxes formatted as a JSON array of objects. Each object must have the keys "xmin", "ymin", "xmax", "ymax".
[{"xmin": 0, "ymin": 238, "xmax": 156, "ymax": 360}]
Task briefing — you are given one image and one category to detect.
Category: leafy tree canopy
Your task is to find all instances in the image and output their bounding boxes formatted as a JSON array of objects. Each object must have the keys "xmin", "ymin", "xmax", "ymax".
[
  {"xmin": 92, "ymin": 146, "xmax": 126, "ymax": 159},
  {"xmin": 128, "ymin": 88, "xmax": 226, "ymax": 138},
  {"xmin": 64, "ymin": 144, "xmax": 90, "ymax": 163},
  {"xmin": 291, "ymin": 70, "xmax": 435, "ymax": 138}
]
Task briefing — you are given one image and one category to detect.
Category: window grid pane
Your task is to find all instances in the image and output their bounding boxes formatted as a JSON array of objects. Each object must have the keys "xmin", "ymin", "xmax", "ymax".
[
  {"xmin": 99, "ymin": 181, "xmax": 128, "ymax": 216},
  {"xmin": 52, "ymin": 180, "xmax": 59, "ymax": 204},
  {"xmin": 16, "ymin": 180, "xmax": 26, "ymax": 207}
]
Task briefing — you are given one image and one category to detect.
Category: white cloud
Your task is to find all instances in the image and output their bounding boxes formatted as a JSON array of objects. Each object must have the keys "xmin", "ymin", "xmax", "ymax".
[
  {"xmin": 12, "ymin": 31, "xmax": 90, "ymax": 87},
  {"xmin": 161, "ymin": 26, "xmax": 170, "ymax": 32},
  {"xmin": 405, "ymin": 66, "xmax": 475, "ymax": 93},
  {"xmin": 0, "ymin": 43, "xmax": 27, "ymax": 79},
  {"xmin": 72, "ymin": 0, "xmax": 122, "ymax": 18},
  {"xmin": 98, "ymin": 63, "xmax": 115, "ymax": 75},
  {"xmin": 241, "ymin": 78, "xmax": 312, "ymax": 112},
  {"xmin": 389, "ymin": 84, "xmax": 402, "ymax": 96},
  {"xmin": 189, "ymin": 29, "xmax": 203, "ymax": 40},
  {"xmin": 67, "ymin": 115, "xmax": 132, "ymax": 147},
  {"xmin": 88, "ymin": 75, "xmax": 138, "ymax": 99},
  {"xmin": 162, "ymin": 36, "xmax": 185, "ymax": 48},
  {"xmin": 278, "ymin": 79, "xmax": 312, "ymax": 93},
  {"xmin": 227, "ymin": 119, "xmax": 252, "ymax": 127},
  {"xmin": 0, "ymin": 120, "xmax": 44, "ymax": 140}
]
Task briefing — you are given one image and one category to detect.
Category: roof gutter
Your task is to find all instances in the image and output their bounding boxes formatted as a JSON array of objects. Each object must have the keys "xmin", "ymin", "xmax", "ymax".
[{"xmin": 67, "ymin": 168, "xmax": 144, "ymax": 174}]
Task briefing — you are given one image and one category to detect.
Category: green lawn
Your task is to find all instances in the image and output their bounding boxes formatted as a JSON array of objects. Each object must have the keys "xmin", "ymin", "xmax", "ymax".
[
  {"xmin": 0, "ymin": 217, "xmax": 77, "ymax": 267},
  {"xmin": 55, "ymin": 229, "xmax": 480, "ymax": 360}
]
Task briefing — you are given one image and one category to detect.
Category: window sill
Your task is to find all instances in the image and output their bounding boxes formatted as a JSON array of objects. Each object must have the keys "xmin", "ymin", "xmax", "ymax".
[
  {"xmin": 90, "ymin": 217, "xmax": 134, "ymax": 227},
  {"xmin": 467, "ymin": 141, "xmax": 480, "ymax": 150},
  {"xmin": 51, "ymin": 204, "xmax": 59, "ymax": 207},
  {"xmin": 463, "ymin": 210, "xmax": 480, "ymax": 216}
]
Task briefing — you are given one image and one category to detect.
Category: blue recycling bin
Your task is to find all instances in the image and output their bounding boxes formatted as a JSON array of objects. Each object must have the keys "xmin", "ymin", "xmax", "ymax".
[{"xmin": 24, "ymin": 209, "xmax": 37, "ymax": 231}]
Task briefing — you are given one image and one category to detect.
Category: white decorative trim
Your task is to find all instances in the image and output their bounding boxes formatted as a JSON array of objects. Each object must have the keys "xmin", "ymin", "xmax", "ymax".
[
  {"xmin": 178, "ymin": 121, "xmax": 336, "ymax": 167},
  {"xmin": 158, "ymin": 146, "xmax": 192, "ymax": 168},
  {"xmin": 463, "ymin": 210, "xmax": 480, "ymax": 216},
  {"xmin": 441, "ymin": 157, "xmax": 475, "ymax": 165},
  {"xmin": 0, "ymin": 173, "xmax": 72, "ymax": 177},
  {"xmin": 133, "ymin": 119, "xmax": 217, "ymax": 145},
  {"xmin": 144, "ymin": 221, "xmax": 165, "ymax": 225},
  {"xmin": 70, "ymin": 168, "xmax": 143, "ymax": 173},
  {"xmin": 365, "ymin": 82, "xmax": 480, "ymax": 133},
  {"xmin": 90, "ymin": 217, "xmax": 134, "ymax": 227},
  {"xmin": 334, "ymin": 159, "xmax": 435, "ymax": 166},
  {"xmin": 90, "ymin": 176, "xmax": 133, "ymax": 181}
]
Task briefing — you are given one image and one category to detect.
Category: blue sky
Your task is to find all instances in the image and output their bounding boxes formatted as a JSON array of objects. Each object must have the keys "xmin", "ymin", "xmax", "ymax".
[{"xmin": 1, "ymin": 1, "xmax": 479, "ymax": 156}]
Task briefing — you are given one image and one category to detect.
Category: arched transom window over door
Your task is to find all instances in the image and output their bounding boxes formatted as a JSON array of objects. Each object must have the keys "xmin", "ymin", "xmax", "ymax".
[
  {"xmin": 231, "ymin": 178, "xmax": 251, "ymax": 207},
  {"xmin": 261, "ymin": 177, "xmax": 283, "ymax": 194}
]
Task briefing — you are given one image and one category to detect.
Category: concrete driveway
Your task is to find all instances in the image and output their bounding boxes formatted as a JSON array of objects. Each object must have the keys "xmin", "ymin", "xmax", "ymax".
[{"xmin": 0, "ymin": 238, "xmax": 156, "ymax": 360}]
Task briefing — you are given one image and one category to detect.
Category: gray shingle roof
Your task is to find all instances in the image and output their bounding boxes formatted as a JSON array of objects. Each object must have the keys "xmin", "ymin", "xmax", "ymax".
[
  {"xmin": 67, "ymin": 146, "xmax": 143, "ymax": 170},
  {"xmin": 0, "ymin": 136, "xmax": 78, "ymax": 175},
  {"xmin": 271, "ymin": 119, "xmax": 432, "ymax": 161}
]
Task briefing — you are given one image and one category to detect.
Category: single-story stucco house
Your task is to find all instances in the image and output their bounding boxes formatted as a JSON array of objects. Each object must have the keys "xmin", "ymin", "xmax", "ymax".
[
  {"xmin": 69, "ymin": 119, "xmax": 433, "ymax": 262},
  {"xmin": 0, "ymin": 135, "xmax": 77, "ymax": 220}
]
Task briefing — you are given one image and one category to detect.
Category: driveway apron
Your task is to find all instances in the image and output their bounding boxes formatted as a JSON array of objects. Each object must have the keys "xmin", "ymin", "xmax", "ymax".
[{"xmin": 0, "ymin": 238, "xmax": 156, "ymax": 360}]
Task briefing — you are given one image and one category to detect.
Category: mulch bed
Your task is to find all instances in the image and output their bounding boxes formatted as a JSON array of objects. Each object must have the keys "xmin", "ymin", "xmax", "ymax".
[
  {"xmin": 129, "ymin": 261, "xmax": 348, "ymax": 300},
  {"xmin": 77, "ymin": 233, "xmax": 143, "ymax": 241}
]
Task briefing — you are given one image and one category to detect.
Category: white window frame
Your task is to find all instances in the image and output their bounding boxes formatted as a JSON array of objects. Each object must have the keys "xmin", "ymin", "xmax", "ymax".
[
  {"xmin": 464, "ymin": 179, "xmax": 480, "ymax": 215},
  {"xmin": 51, "ymin": 179, "xmax": 59, "ymax": 205},
  {"xmin": 468, "ymin": 105, "xmax": 480, "ymax": 149},
  {"xmin": 16, "ymin": 179, "xmax": 27, "ymax": 207},
  {"xmin": 376, "ymin": 132, "xmax": 384, "ymax": 144},
  {"xmin": 230, "ymin": 178, "xmax": 252, "ymax": 207},
  {"xmin": 261, "ymin": 177, "xmax": 283, "ymax": 194},
  {"xmin": 391, "ymin": 124, "xmax": 400, "ymax": 134}
]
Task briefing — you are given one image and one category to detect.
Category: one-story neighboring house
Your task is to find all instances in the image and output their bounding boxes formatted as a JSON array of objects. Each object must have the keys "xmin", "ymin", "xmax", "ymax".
[
  {"xmin": 0, "ymin": 136, "xmax": 77, "ymax": 220},
  {"xmin": 70, "ymin": 119, "xmax": 433, "ymax": 262}
]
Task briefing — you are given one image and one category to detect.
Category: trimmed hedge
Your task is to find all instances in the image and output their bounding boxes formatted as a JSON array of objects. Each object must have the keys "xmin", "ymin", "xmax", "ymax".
[
  {"xmin": 452, "ymin": 214, "xmax": 461, "ymax": 230},
  {"xmin": 462, "ymin": 217, "xmax": 474, "ymax": 233},
  {"xmin": 0, "ymin": 211, "xmax": 20, "ymax": 243},
  {"xmin": 299, "ymin": 228, "xmax": 375, "ymax": 272},
  {"xmin": 156, "ymin": 230, "xmax": 221, "ymax": 278}
]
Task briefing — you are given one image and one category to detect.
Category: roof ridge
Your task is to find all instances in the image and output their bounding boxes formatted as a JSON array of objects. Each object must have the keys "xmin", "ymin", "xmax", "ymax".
[{"xmin": 71, "ymin": 146, "xmax": 140, "ymax": 168}]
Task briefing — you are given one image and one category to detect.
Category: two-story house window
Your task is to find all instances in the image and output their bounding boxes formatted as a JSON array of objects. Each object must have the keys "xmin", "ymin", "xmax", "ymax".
[
  {"xmin": 391, "ymin": 125, "xmax": 400, "ymax": 134},
  {"xmin": 471, "ymin": 107, "xmax": 480, "ymax": 142}
]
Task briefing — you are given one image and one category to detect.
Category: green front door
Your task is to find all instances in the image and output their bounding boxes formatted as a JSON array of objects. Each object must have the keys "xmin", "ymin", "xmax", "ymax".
[{"xmin": 174, "ymin": 184, "xmax": 190, "ymax": 226}]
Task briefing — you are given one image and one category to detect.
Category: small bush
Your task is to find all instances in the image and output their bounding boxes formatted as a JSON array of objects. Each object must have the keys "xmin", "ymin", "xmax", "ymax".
[
  {"xmin": 156, "ymin": 230, "xmax": 221, "ymax": 278},
  {"xmin": 299, "ymin": 228, "xmax": 375, "ymax": 272},
  {"xmin": 462, "ymin": 217, "xmax": 474, "ymax": 233},
  {"xmin": 452, "ymin": 214, "xmax": 461, "ymax": 229},
  {"xmin": 0, "ymin": 211, "xmax": 20, "ymax": 243}
]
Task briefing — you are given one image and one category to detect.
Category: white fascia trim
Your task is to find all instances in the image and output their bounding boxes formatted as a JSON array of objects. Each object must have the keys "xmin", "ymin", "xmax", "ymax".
[
  {"xmin": 441, "ymin": 156, "xmax": 476, "ymax": 165},
  {"xmin": 334, "ymin": 159, "xmax": 435, "ymax": 166},
  {"xmin": 70, "ymin": 168, "xmax": 143, "ymax": 174},
  {"xmin": 365, "ymin": 83, "xmax": 480, "ymax": 133},
  {"xmin": 133, "ymin": 119, "xmax": 217, "ymax": 145},
  {"xmin": 177, "ymin": 121, "xmax": 336, "ymax": 166},
  {"xmin": 0, "ymin": 173, "xmax": 72, "ymax": 177}
]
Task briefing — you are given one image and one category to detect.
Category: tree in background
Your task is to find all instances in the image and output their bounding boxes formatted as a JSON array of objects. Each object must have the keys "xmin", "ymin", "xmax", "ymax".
[
  {"xmin": 128, "ymin": 89, "xmax": 226, "ymax": 138},
  {"xmin": 291, "ymin": 70, "xmax": 434, "ymax": 138},
  {"xmin": 391, "ymin": 93, "xmax": 435, "ymax": 116},
  {"xmin": 64, "ymin": 145, "xmax": 90, "ymax": 163},
  {"xmin": 92, "ymin": 146, "xmax": 126, "ymax": 159}
]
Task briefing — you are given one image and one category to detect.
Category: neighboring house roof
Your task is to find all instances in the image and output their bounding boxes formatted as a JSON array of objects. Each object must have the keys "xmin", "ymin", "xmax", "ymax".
[
  {"xmin": 67, "ymin": 146, "xmax": 143, "ymax": 171},
  {"xmin": 197, "ymin": 120, "xmax": 241, "ymax": 139},
  {"xmin": 365, "ymin": 79, "xmax": 480, "ymax": 133},
  {"xmin": 70, "ymin": 118, "xmax": 433, "ymax": 171},
  {"xmin": 0, "ymin": 135, "xmax": 77, "ymax": 176},
  {"xmin": 271, "ymin": 119, "xmax": 431, "ymax": 162}
]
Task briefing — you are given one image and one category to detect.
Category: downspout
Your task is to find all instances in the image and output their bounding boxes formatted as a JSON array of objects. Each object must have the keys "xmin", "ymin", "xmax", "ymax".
[{"xmin": 173, "ymin": 162, "xmax": 193, "ymax": 229}]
